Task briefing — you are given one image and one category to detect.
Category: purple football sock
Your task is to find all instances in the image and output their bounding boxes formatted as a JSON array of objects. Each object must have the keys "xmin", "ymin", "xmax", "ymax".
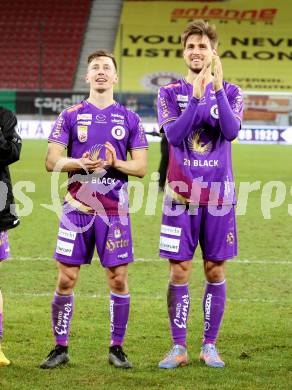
[
  {"xmin": 110, "ymin": 292, "xmax": 130, "ymax": 346},
  {"xmin": 0, "ymin": 313, "xmax": 3, "ymax": 340},
  {"xmin": 167, "ymin": 283, "xmax": 190, "ymax": 347},
  {"xmin": 203, "ymin": 280, "xmax": 226, "ymax": 344},
  {"xmin": 51, "ymin": 292, "xmax": 74, "ymax": 347}
]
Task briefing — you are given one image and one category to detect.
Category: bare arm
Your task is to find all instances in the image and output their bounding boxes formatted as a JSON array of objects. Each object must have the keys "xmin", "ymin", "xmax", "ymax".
[
  {"xmin": 105, "ymin": 142, "xmax": 147, "ymax": 178},
  {"xmin": 45, "ymin": 142, "xmax": 105, "ymax": 172}
]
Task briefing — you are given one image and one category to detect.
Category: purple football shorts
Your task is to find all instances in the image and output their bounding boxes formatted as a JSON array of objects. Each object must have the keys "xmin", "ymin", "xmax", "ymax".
[
  {"xmin": 159, "ymin": 204, "xmax": 237, "ymax": 262},
  {"xmin": 54, "ymin": 209, "xmax": 134, "ymax": 268},
  {"xmin": 0, "ymin": 231, "xmax": 10, "ymax": 261}
]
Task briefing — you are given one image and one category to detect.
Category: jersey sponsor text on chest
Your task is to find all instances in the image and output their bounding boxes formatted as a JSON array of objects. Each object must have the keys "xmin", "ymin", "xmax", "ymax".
[{"xmin": 184, "ymin": 158, "xmax": 219, "ymax": 167}]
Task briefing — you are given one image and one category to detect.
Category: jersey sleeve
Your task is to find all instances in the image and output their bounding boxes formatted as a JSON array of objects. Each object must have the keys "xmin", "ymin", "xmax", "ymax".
[
  {"xmin": 48, "ymin": 110, "xmax": 71, "ymax": 147},
  {"xmin": 228, "ymin": 86, "xmax": 244, "ymax": 123},
  {"xmin": 157, "ymin": 87, "xmax": 180, "ymax": 131},
  {"xmin": 127, "ymin": 113, "xmax": 148, "ymax": 150}
]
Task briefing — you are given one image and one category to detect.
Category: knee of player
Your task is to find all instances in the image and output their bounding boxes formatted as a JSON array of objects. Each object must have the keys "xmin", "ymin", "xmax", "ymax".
[
  {"xmin": 109, "ymin": 274, "xmax": 127, "ymax": 292},
  {"xmin": 170, "ymin": 269, "xmax": 188, "ymax": 284},
  {"xmin": 204, "ymin": 261, "xmax": 225, "ymax": 283},
  {"xmin": 170, "ymin": 261, "xmax": 191, "ymax": 284},
  {"xmin": 58, "ymin": 273, "xmax": 78, "ymax": 290}
]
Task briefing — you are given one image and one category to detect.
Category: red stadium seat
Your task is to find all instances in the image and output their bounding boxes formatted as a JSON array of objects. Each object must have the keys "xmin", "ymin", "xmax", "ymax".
[{"xmin": 0, "ymin": 0, "xmax": 91, "ymax": 90}]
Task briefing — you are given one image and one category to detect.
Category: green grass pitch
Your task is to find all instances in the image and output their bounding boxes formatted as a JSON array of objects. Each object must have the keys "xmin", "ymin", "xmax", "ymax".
[{"xmin": 1, "ymin": 141, "xmax": 292, "ymax": 389}]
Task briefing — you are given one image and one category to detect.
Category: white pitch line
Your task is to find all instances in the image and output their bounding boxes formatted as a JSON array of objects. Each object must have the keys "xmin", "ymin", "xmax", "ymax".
[
  {"xmin": 4, "ymin": 292, "xmax": 290, "ymax": 304},
  {"xmin": 8, "ymin": 257, "xmax": 292, "ymax": 265}
]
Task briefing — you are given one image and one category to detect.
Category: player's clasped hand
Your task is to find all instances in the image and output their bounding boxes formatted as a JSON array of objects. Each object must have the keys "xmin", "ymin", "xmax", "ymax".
[
  {"xmin": 104, "ymin": 141, "xmax": 118, "ymax": 168},
  {"xmin": 192, "ymin": 64, "xmax": 209, "ymax": 99},
  {"xmin": 212, "ymin": 55, "xmax": 223, "ymax": 92},
  {"xmin": 79, "ymin": 151, "xmax": 106, "ymax": 172}
]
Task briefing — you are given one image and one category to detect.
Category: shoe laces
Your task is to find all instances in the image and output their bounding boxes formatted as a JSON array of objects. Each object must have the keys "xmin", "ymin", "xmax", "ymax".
[
  {"xmin": 47, "ymin": 345, "xmax": 66, "ymax": 359},
  {"xmin": 111, "ymin": 345, "xmax": 127, "ymax": 362},
  {"xmin": 166, "ymin": 345, "xmax": 185, "ymax": 359},
  {"xmin": 204, "ymin": 344, "xmax": 219, "ymax": 359}
]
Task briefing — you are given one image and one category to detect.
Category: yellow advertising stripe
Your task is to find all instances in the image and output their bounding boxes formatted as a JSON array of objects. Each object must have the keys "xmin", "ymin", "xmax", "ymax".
[{"xmin": 115, "ymin": 1, "xmax": 292, "ymax": 92}]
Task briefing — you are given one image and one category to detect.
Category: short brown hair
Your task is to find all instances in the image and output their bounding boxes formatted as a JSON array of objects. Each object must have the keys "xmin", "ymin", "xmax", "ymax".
[
  {"xmin": 181, "ymin": 20, "xmax": 218, "ymax": 49},
  {"xmin": 87, "ymin": 50, "xmax": 117, "ymax": 71}
]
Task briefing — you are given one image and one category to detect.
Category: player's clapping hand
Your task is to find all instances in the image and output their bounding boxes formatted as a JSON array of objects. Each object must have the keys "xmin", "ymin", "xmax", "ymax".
[
  {"xmin": 80, "ymin": 151, "xmax": 105, "ymax": 172},
  {"xmin": 104, "ymin": 141, "xmax": 118, "ymax": 168},
  {"xmin": 193, "ymin": 64, "xmax": 209, "ymax": 99},
  {"xmin": 212, "ymin": 55, "xmax": 223, "ymax": 92}
]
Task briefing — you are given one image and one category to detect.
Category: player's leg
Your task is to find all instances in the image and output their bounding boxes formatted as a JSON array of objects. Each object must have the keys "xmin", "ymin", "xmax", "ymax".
[
  {"xmin": 96, "ymin": 215, "xmax": 134, "ymax": 368},
  {"xmin": 0, "ymin": 290, "xmax": 10, "ymax": 367},
  {"xmin": 158, "ymin": 207, "xmax": 200, "ymax": 368},
  {"xmin": 0, "ymin": 231, "xmax": 10, "ymax": 366},
  {"xmin": 199, "ymin": 205, "xmax": 237, "ymax": 368},
  {"xmin": 200, "ymin": 260, "xmax": 226, "ymax": 367},
  {"xmin": 158, "ymin": 260, "xmax": 192, "ymax": 369},
  {"xmin": 40, "ymin": 210, "xmax": 95, "ymax": 369},
  {"xmin": 106, "ymin": 264, "xmax": 132, "ymax": 368},
  {"xmin": 40, "ymin": 263, "xmax": 80, "ymax": 369}
]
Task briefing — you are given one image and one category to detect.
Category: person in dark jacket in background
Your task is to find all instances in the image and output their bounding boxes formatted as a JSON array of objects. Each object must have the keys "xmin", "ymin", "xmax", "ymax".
[
  {"xmin": 0, "ymin": 107, "xmax": 22, "ymax": 366},
  {"xmin": 158, "ymin": 133, "xmax": 169, "ymax": 192}
]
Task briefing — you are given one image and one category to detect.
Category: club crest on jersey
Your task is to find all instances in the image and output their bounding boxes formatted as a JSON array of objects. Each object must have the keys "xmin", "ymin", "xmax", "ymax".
[
  {"xmin": 210, "ymin": 104, "xmax": 219, "ymax": 119},
  {"xmin": 226, "ymin": 232, "xmax": 234, "ymax": 245},
  {"xmin": 77, "ymin": 125, "xmax": 88, "ymax": 142},
  {"xmin": 111, "ymin": 125, "xmax": 125, "ymax": 140},
  {"xmin": 114, "ymin": 227, "xmax": 122, "ymax": 239}
]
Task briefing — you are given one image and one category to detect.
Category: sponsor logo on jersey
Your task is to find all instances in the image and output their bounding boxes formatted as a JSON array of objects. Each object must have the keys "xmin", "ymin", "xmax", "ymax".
[
  {"xmin": 118, "ymin": 252, "xmax": 129, "ymax": 259},
  {"xmin": 91, "ymin": 177, "xmax": 116, "ymax": 185},
  {"xmin": 138, "ymin": 121, "xmax": 147, "ymax": 143},
  {"xmin": 174, "ymin": 294, "xmax": 189, "ymax": 329},
  {"xmin": 52, "ymin": 115, "xmax": 64, "ymax": 138},
  {"xmin": 95, "ymin": 114, "xmax": 107, "ymax": 124},
  {"xmin": 176, "ymin": 94, "xmax": 188, "ymax": 102},
  {"xmin": 233, "ymin": 94, "xmax": 243, "ymax": 114},
  {"xmin": 210, "ymin": 104, "xmax": 219, "ymax": 119},
  {"xmin": 111, "ymin": 125, "xmax": 126, "ymax": 140},
  {"xmin": 161, "ymin": 224, "xmax": 182, "ymax": 237},
  {"xmin": 111, "ymin": 118, "xmax": 124, "ymax": 125},
  {"xmin": 159, "ymin": 236, "xmax": 180, "ymax": 253},
  {"xmin": 56, "ymin": 239, "xmax": 74, "ymax": 257},
  {"xmin": 111, "ymin": 113, "xmax": 124, "ymax": 119},
  {"xmin": 204, "ymin": 293, "xmax": 212, "ymax": 331},
  {"xmin": 77, "ymin": 125, "xmax": 88, "ymax": 142},
  {"xmin": 106, "ymin": 238, "xmax": 130, "ymax": 252},
  {"xmin": 159, "ymin": 95, "xmax": 170, "ymax": 118},
  {"xmin": 55, "ymin": 303, "xmax": 73, "ymax": 336},
  {"xmin": 205, "ymin": 293, "xmax": 212, "ymax": 321},
  {"xmin": 77, "ymin": 113, "xmax": 92, "ymax": 120},
  {"xmin": 110, "ymin": 299, "xmax": 114, "ymax": 332},
  {"xmin": 193, "ymin": 159, "xmax": 219, "ymax": 167},
  {"xmin": 77, "ymin": 120, "xmax": 92, "ymax": 126},
  {"xmin": 58, "ymin": 227, "xmax": 77, "ymax": 241}
]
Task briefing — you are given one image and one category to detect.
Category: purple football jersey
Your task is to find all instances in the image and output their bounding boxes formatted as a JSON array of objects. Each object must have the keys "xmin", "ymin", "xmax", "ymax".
[
  {"xmin": 157, "ymin": 79, "xmax": 243, "ymax": 205},
  {"xmin": 48, "ymin": 101, "xmax": 148, "ymax": 215}
]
